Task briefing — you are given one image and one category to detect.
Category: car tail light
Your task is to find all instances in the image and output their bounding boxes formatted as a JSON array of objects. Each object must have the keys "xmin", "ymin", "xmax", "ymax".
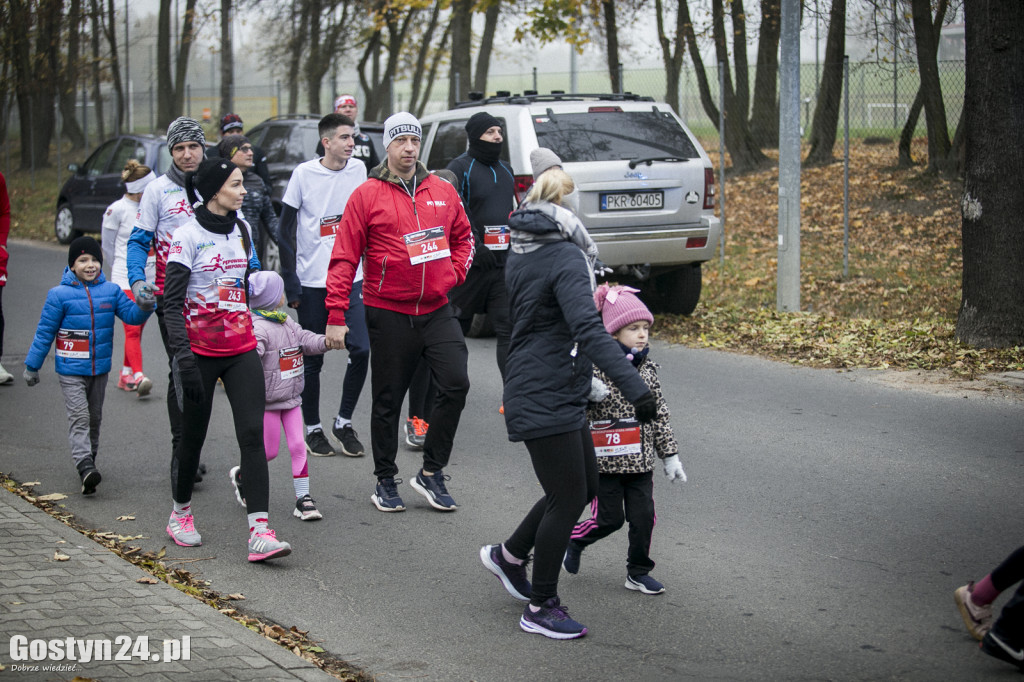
[
  {"xmin": 687, "ymin": 236, "xmax": 708, "ymax": 249},
  {"xmin": 588, "ymin": 106, "xmax": 622, "ymax": 113},
  {"xmin": 514, "ymin": 174, "xmax": 534, "ymax": 203},
  {"xmin": 703, "ymin": 167, "xmax": 716, "ymax": 209}
]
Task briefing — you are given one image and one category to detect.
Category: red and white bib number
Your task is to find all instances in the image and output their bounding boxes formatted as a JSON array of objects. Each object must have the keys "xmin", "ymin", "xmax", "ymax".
[
  {"xmin": 404, "ymin": 226, "xmax": 451, "ymax": 265},
  {"xmin": 320, "ymin": 214, "xmax": 342, "ymax": 243},
  {"xmin": 279, "ymin": 346, "xmax": 303, "ymax": 379},
  {"xmin": 590, "ymin": 418, "xmax": 642, "ymax": 457},
  {"xmin": 483, "ymin": 225, "xmax": 509, "ymax": 251},
  {"xmin": 55, "ymin": 329, "xmax": 90, "ymax": 359},
  {"xmin": 216, "ymin": 276, "xmax": 247, "ymax": 312}
]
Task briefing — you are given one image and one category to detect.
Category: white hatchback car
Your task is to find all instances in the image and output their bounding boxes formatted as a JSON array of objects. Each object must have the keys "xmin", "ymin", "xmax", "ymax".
[{"xmin": 419, "ymin": 92, "xmax": 721, "ymax": 314}]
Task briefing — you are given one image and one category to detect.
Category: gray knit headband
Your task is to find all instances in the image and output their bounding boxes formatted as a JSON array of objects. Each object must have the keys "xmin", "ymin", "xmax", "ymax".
[{"xmin": 166, "ymin": 116, "xmax": 206, "ymax": 150}]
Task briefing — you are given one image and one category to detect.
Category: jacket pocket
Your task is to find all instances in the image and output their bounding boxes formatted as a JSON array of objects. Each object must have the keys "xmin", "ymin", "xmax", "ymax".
[{"xmin": 376, "ymin": 256, "xmax": 389, "ymax": 294}]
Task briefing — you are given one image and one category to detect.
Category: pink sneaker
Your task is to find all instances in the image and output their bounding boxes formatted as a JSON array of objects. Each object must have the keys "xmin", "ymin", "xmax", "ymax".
[
  {"xmin": 248, "ymin": 528, "xmax": 291, "ymax": 562},
  {"xmin": 166, "ymin": 512, "xmax": 202, "ymax": 546}
]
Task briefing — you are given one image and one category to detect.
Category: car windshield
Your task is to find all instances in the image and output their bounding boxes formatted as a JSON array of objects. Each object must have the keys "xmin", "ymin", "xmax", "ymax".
[{"xmin": 533, "ymin": 110, "xmax": 699, "ymax": 163}]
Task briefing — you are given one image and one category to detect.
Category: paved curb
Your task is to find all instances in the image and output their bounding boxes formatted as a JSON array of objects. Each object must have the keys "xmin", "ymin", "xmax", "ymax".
[{"xmin": 0, "ymin": 488, "xmax": 333, "ymax": 680}]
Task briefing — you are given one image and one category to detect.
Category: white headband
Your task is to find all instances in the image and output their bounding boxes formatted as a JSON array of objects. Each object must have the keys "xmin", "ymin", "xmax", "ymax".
[{"xmin": 126, "ymin": 171, "xmax": 157, "ymax": 194}]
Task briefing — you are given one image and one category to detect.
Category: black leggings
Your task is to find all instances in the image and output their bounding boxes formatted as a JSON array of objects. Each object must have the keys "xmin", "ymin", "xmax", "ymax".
[
  {"xmin": 992, "ymin": 545, "xmax": 1024, "ymax": 641},
  {"xmin": 505, "ymin": 426, "xmax": 599, "ymax": 606},
  {"xmin": 171, "ymin": 350, "xmax": 268, "ymax": 512}
]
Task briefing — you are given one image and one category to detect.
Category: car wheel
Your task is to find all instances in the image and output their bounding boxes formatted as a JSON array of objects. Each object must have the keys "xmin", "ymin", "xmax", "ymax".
[
  {"xmin": 655, "ymin": 264, "xmax": 702, "ymax": 316},
  {"xmin": 55, "ymin": 203, "xmax": 82, "ymax": 245}
]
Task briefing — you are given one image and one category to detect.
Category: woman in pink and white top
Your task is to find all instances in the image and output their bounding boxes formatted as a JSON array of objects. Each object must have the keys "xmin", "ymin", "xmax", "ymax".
[{"xmin": 161, "ymin": 157, "xmax": 291, "ymax": 563}]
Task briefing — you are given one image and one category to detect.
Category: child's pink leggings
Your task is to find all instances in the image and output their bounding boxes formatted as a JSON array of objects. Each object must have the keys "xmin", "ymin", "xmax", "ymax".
[{"xmin": 263, "ymin": 406, "xmax": 308, "ymax": 478}]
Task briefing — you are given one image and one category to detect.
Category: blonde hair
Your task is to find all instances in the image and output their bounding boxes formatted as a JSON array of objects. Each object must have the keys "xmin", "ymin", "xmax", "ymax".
[
  {"xmin": 525, "ymin": 168, "xmax": 574, "ymax": 205},
  {"xmin": 121, "ymin": 158, "xmax": 151, "ymax": 183}
]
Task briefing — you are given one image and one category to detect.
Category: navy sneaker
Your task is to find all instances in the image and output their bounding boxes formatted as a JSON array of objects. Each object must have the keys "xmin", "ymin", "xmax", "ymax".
[
  {"xmin": 563, "ymin": 541, "xmax": 583, "ymax": 574},
  {"xmin": 480, "ymin": 544, "xmax": 531, "ymax": 601},
  {"xmin": 625, "ymin": 574, "xmax": 665, "ymax": 595},
  {"xmin": 980, "ymin": 631, "xmax": 1024, "ymax": 670},
  {"xmin": 410, "ymin": 469, "xmax": 457, "ymax": 511},
  {"xmin": 519, "ymin": 597, "xmax": 587, "ymax": 640},
  {"xmin": 371, "ymin": 477, "xmax": 406, "ymax": 512}
]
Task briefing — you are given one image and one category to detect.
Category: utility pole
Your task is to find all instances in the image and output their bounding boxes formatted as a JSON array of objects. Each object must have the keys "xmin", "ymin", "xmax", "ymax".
[{"xmin": 777, "ymin": 0, "xmax": 801, "ymax": 312}]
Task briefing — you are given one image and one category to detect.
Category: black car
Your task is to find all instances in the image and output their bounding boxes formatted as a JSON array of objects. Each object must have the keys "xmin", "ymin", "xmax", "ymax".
[
  {"xmin": 245, "ymin": 115, "xmax": 384, "ymax": 213},
  {"xmin": 55, "ymin": 134, "xmax": 173, "ymax": 244}
]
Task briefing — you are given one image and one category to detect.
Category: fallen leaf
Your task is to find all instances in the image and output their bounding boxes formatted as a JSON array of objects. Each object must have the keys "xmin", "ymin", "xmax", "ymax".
[
  {"xmin": 53, "ymin": 551, "xmax": 70, "ymax": 561},
  {"xmin": 36, "ymin": 493, "xmax": 67, "ymax": 502},
  {"xmin": 116, "ymin": 515, "xmax": 136, "ymax": 521},
  {"xmin": 23, "ymin": 481, "xmax": 40, "ymax": 486},
  {"xmin": 226, "ymin": 593, "xmax": 246, "ymax": 600},
  {"xmin": 136, "ymin": 576, "xmax": 159, "ymax": 584}
]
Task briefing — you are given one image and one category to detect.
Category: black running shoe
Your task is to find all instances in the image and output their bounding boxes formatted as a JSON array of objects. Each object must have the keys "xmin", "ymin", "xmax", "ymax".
[
  {"xmin": 333, "ymin": 424, "xmax": 365, "ymax": 457},
  {"xmin": 306, "ymin": 428, "xmax": 336, "ymax": 457},
  {"xmin": 981, "ymin": 631, "xmax": 1024, "ymax": 670},
  {"xmin": 77, "ymin": 457, "xmax": 101, "ymax": 495}
]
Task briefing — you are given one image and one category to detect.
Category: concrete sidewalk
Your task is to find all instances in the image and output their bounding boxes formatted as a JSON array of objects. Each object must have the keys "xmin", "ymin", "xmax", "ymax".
[{"xmin": 0, "ymin": 488, "xmax": 333, "ymax": 681}]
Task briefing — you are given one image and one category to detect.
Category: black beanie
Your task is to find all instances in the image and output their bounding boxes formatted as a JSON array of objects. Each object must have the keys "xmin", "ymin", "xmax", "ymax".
[
  {"xmin": 68, "ymin": 236, "xmax": 103, "ymax": 268},
  {"xmin": 218, "ymin": 134, "xmax": 250, "ymax": 162},
  {"xmin": 465, "ymin": 112, "xmax": 502, "ymax": 141},
  {"xmin": 185, "ymin": 158, "xmax": 238, "ymax": 207}
]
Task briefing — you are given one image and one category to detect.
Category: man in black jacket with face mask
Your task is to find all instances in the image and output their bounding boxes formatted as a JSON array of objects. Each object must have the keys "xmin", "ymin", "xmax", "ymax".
[{"xmin": 446, "ymin": 112, "xmax": 515, "ymax": 384}]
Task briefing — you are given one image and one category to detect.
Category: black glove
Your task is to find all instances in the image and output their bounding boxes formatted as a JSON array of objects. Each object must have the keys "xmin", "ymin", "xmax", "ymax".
[
  {"xmin": 172, "ymin": 351, "xmax": 205, "ymax": 411},
  {"xmin": 473, "ymin": 244, "xmax": 497, "ymax": 271},
  {"xmin": 631, "ymin": 392, "xmax": 658, "ymax": 424}
]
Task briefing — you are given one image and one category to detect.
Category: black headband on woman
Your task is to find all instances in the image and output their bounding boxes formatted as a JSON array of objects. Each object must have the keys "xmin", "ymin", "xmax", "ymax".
[{"xmin": 185, "ymin": 158, "xmax": 238, "ymax": 208}]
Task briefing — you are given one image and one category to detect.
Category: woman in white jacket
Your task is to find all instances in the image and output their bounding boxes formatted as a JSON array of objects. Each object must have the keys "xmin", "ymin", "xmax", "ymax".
[{"xmin": 101, "ymin": 159, "xmax": 156, "ymax": 396}]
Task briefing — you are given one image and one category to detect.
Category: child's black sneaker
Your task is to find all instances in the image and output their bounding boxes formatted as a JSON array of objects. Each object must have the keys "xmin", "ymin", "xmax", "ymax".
[
  {"xmin": 293, "ymin": 494, "xmax": 323, "ymax": 521},
  {"xmin": 625, "ymin": 574, "xmax": 665, "ymax": 595},
  {"xmin": 77, "ymin": 457, "xmax": 102, "ymax": 495},
  {"xmin": 563, "ymin": 541, "xmax": 583, "ymax": 574},
  {"xmin": 980, "ymin": 630, "xmax": 1024, "ymax": 670}
]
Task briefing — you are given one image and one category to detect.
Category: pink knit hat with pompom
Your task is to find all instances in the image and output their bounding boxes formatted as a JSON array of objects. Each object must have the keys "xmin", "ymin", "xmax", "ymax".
[{"xmin": 593, "ymin": 284, "xmax": 653, "ymax": 334}]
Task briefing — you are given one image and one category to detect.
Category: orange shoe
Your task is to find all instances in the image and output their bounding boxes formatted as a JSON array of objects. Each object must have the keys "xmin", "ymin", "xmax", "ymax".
[
  {"xmin": 404, "ymin": 416, "xmax": 428, "ymax": 449},
  {"xmin": 499, "ymin": 404, "xmax": 504, "ymax": 415}
]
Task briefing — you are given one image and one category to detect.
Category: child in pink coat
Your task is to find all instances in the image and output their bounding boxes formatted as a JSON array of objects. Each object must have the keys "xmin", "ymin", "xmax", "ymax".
[{"xmin": 231, "ymin": 271, "xmax": 331, "ymax": 520}]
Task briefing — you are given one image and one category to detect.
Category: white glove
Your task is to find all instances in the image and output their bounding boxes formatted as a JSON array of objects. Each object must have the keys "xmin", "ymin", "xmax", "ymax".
[
  {"xmin": 131, "ymin": 280, "xmax": 157, "ymax": 311},
  {"xmin": 588, "ymin": 376, "xmax": 609, "ymax": 402},
  {"xmin": 24, "ymin": 369, "xmax": 40, "ymax": 386},
  {"xmin": 663, "ymin": 455, "xmax": 686, "ymax": 483}
]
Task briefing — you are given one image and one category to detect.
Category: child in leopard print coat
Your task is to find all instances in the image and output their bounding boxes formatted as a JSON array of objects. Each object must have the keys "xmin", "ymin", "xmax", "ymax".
[{"xmin": 564, "ymin": 284, "xmax": 686, "ymax": 595}]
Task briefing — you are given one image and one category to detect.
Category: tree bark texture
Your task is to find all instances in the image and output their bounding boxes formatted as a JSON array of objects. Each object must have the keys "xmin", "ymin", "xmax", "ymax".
[
  {"xmin": 448, "ymin": 0, "xmax": 472, "ymax": 107},
  {"xmin": 10, "ymin": 0, "xmax": 60, "ymax": 168},
  {"xmin": 220, "ymin": 0, "xmax": 233, "ymax": 117},
  {"xmin": 749, "ymin": 0, "xmax": 780, "ymax": 148},
  {"xmin": 474, "ymin": 0, "xmax": 501, "ymax": 94},
  {"xmin": 89, "ymin": 0, "xmax": 105, "ymax": 141},
  {"xmin": 897, "ymin": 0, "xmax": 947, "ymax": 168},
  {"xmin": 805, "ymin": 0, "xmax": 846, "ymax": 166},
  {"xmin": 955, "ymin": 0, "xmax": 1024, "ymax": 347},
  {"xmin": 57, "ymin": 0, "xmax": 86, "ymax": 148},
  {"xmin": 603, "ymin": 0, "xmax": 621, "ymax": 93},
  {"xmin": 655, "ymin": 0, "xmax": 686, "ymax": 114},
  {"xmin": 104, "ymin": 0, "xmax": 125, "ymax": 135}
]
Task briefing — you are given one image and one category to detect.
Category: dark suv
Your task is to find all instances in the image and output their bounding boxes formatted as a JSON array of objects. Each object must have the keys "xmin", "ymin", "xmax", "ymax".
[
  {"xmin": 55, "ymin": 134, "xmax": 172, "ymax": 244},
  {"xmin": 245, "ymin": 115, "xmax": 384, "ymax": 212}
]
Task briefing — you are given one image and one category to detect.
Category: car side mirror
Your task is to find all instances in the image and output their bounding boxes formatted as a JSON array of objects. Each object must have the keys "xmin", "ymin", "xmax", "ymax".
[{"xmin": 68, "ymin": 163, "xmax": 80, "ymax": 173}]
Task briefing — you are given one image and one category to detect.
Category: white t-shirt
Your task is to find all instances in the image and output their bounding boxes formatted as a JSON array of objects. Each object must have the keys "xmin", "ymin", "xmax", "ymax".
[
  {"xmin": 102, "ymin": 197, "xmax": 154, "ymax": 289},
  {"xmin": 166, "ymin": 218, "xmax": 257, "ymax": 357},
  {"xmin": 134, "ymin": 174, "xmax": 195, "ymax": 292},
  {"xmin": 282, "ymin": 157, "xmax": 367, "ymax": 287}
]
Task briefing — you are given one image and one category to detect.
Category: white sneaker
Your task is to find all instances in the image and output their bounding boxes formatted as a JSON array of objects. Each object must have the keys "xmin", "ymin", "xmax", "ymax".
[{"xmin": 0, "ymin": 364, "xmax": 13, "ymax": 386}]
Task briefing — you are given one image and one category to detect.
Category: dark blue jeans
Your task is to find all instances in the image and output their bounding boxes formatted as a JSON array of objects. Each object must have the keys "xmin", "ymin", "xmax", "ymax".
[{"xmin": 297, "ymin": 283, "xmax": 369, "ymax": 425}]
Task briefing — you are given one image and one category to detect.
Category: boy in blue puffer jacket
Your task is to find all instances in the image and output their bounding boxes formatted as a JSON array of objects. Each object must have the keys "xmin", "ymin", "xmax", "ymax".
[{"xmin": 24, "ymin": 237, "xmax": 152, "ymax": 494}]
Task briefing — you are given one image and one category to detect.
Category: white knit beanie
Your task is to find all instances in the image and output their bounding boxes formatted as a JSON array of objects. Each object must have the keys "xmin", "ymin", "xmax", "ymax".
[{"xmin": 383, "ymin": 112, "xmax": 422, "ymax": 149}]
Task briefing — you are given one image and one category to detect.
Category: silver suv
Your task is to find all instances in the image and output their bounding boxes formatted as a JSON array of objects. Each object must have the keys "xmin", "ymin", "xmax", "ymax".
[{"xmin": 419, "ymin": 93, "xmax": 720, "ymax": 314}]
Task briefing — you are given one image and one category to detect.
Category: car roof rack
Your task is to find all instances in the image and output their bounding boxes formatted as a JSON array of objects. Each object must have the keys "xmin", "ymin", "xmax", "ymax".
[
  {"xmin": 256, "ymin": 114, "xmax": 322, "ymax": 122},
  {"xmin": 453, "ymin": 92, "xmax": 654, "ymax": 108}
]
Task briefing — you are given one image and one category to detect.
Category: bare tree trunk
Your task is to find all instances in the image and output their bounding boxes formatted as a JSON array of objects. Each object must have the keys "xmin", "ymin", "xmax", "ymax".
[
  {"xmin": 749, "ymin": 0, "xmax": 780, "ymax": 148},
  {"xmin": 410, "ymin": 1, "xmax": 443, "ymax": 110},
  {"xmin": 304, "ymin": 0, "xmax": 323, "ymax": 112},
  {"xmin": 805, "ymin": 0, "xmax": 846, "ymax": 166},
  {"xmin": 897, "ymin": 0, "xmax": 947, "ymax": 168},
  {"xmin": 157, "ymin": 0, "xmax": 198, "ymax": 128},
  {"xmin": 220, "ymin": 0, "xmax": 233, "ymax": 116},
  {"xmin": 956, "ymin": 0, "xmax": 1024, "ymax": 347},
  {"xmin": 731, "ymin": 0, "xmax": 750, "ymax": 119},
  {"xmin": 680, "ymin": 1, "xmax": 720, "ymax": 124},
  {"xmin": 602, "ymin": 0, "xmax": 621, "ymax": 92},
  {"xmin": 105, "ymin": 0, "xmax": 125, "ymax": 135},
  {"xmin": 89, "ymin": 0, "xmax": 105, "ymax": 141},
  {"xmin": 655, "ymin": 0, "xmax": 686, "ymax": 114},
  {"xmin": 415, "ymin": 22, "xmax": 452, "ymax": 118},
  {"xmin": 11, "ymin": 0, "xmax": 60, "ymax": 167},
  {"xmin": 910, "ymin": 0, "xmax": 949, "ymax": 174},
  {"xmin": 711, "ymin": 0, "xmax": 768, "ymax": 172},
  {"xmin": 473, "ymin": 0, "xmax": 501, "ymax": 95},
  {"xmin": 57, "ymin": 0, "xmax": 86, "ymax": 148},
  {"xmin": 448, "ymin": 0, "xmax": 472, "ymax": 106},
  {"xmin": 285, "ymin": 0, "xmax": 308, "ymax": 115}
]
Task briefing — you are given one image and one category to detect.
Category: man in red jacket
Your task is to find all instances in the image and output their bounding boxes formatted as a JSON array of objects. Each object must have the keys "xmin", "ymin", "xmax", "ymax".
[{"xmin": 325, "ymin": 112, "xmax": 474, "ymax": 514}]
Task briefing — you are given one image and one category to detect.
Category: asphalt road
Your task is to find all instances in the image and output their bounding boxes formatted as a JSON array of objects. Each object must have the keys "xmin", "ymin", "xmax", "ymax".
[{"xmin": 2, "ymin": 239, "xmax": 1023, "ymax": 681}]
